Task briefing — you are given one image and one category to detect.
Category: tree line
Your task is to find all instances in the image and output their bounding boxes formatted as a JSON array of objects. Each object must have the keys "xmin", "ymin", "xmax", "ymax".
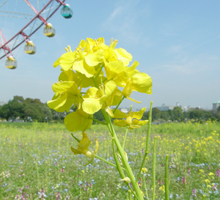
[
  {"xmin": 142, "ymin": 106, "xmax": 220, "ymax": 122},
  {"xmin": 0, "ymin": 96, "xmax": 219, "ymax": 123}
]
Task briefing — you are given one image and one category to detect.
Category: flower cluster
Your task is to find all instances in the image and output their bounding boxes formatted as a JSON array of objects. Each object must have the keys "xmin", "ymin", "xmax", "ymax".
[{"xmin": 48, "ymin": 38, "xmax": 152, "ymax": 161}]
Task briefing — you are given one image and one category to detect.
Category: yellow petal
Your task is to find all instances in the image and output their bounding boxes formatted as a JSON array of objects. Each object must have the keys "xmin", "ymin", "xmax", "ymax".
[
  {"xmin": 113, "ymin": 119, "xmax": 128, "ymax": 127},
  {"xmin": 72, "ymin": 60, "xmax": 96, "ymax": 78},
  {"xmin": 47, "ymin": 93, "xmax": 74, "ymax": 112},
  {"xmin": 113, "ymin": 109, "xmax": 127, "ymax": 118},
  {"xmin": 52, "ymin": 81, "xmax": 75, "ymax": 93},
  {"xmin": 83, "ymin": 87, "xmax": 99, "ymax": 98},
  {"xmin": 82, "ymin": 98, "xmax": 102, "ymax": 114},
  {"xmin": 131, "ymin": 119, "xmax": 148, "ymax": 127},
  {"xmin": 53, "ymin": 58, "xmax": 60, "ymax": 68},
  {"xmin": 104, "ymin": 80, "xmax": 117, "ymax": 98},
  {"xmin": 85, "ymin": 38, "xmax": 96, "ymax": 51},
  {"xmin": 114, "ymin": 48, "xmax": 132, "ymax": 66},
  {"xmin": 59, "ymin": 52, "xmax": 76, "ymax": 71},
  {"xmin": 64, "ymin": 110, "xmax": 93, "ymax": 132},
  {"xmin": 71, "ymin": 146, "xmax": 82, "ymax": 155},
  {"xmin": 131, "ymin": 107, "xmax": 146, "ymax": 119},
  {"xmin": 84, "ymin": 49, "xmax": 104, "ymax": 66},
  {"xmin": 131, "ymin": 72, "xmax": 152, "ymax": 94},
  {"xmin": 105, "ymin": 106, "xmax": 114, "ymax": 118},
  {"xmin": 78, "ymin": 132, "xmax": 90, "ymax": 152}
]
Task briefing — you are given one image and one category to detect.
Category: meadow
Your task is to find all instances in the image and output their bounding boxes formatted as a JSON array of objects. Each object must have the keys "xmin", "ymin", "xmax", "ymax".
[{"xmin": 0, "ymin": 121, "xmax": 220, "ymax": 200}]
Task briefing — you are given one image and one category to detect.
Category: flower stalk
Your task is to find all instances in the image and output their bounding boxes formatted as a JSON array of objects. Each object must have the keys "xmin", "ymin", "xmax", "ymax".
[
  {"xmin": 48, "ymin": 38, "xmax": 153, "ymax": 200},
  {"xmin": 165, "ymin": 155, "xmax": 169, "ymax": 200},
  {"xmin": 102, "ymin": 109, "xmax": 144, "ymax": 200}
]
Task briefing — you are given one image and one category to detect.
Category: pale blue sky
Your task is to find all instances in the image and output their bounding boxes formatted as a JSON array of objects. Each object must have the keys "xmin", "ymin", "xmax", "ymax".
[{"xmin": 0, "ymin": 0, "xmax": 220, "ymax": 110}]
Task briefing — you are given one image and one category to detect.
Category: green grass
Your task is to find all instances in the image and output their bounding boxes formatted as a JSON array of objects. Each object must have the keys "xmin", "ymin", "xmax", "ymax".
[{"xmin": 0, "ymin": 122, "xmax": 220, "ymax": 199}]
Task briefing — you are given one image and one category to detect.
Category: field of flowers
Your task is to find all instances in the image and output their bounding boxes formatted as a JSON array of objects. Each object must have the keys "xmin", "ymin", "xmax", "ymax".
[{"xmin": 0, "ymin": 122, "xmax": 220, "ymax": 199}]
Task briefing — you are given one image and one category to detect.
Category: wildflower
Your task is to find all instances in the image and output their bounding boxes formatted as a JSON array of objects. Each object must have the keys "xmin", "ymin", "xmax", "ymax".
[
  {"xmin": 141, "ymin": 168, "xmax": 148, "ymax": 173},
  {"xmin": 187, "ymin": 168, "xmax": 191, "ymax": 175},
  {"xmin": 53, "ymin": 41, "xmax": 104, "ymax": 78},
  {"xmin": 38, "ymin": 189, "xmax": 47, "ymax": 199},
  {"xmin": 82, "ymin": 80, "xmax": 118, "ymax": 116},
  {"xmin": 205, "ymin": 179, "xmax": 210, "ymax": 184},
  {"xmin": 71, "ymin": 132, "xmax": 99, "ymax": 166},
  {"xmin": 199, "ymin": 169, "xmax": 204, "ymax": 173},
  {"xmin": 209, "ymin": 172, "xmax": 214, "ymax": 176},
  {"xmin": 192, "ymin": 188, "xmax": 197, "ymax": 197},
  {"xmin": 47, "ymin": 80, "xmax": 82, "ymax": 112},
  {"xmin": 113, "ymin": 107, "xmax": 148, "ymax": 129},
  {"xmin": 5, "ymin": 171, "xmax": 10, "ymax": 178},
  {"xmin": 212, "ymin": 183, "xmax": 217, "ymax": 190},
  {"xmin": 120, "ymin": 177, "xmax": 131, "ymax": 183},
  {"xmin": 181, "ymin": 177, "xmax": 186, "ymax": 184},
  {"xmin": 216, "ymin": 169, "xmax": 220, "ymax": 177},
  {"xmin": 56, "ymin": 192, "xmax": 62, "ymax": 200},
  {"xmin": 159, "ymin": 185, "xmax": 165, "ymax": 192},
  {"xmin": 65, "ymin": 195, "xmax": 70, "ymax": 200}
]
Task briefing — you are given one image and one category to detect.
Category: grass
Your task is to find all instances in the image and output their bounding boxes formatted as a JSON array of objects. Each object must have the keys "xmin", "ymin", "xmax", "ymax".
[{"xmin": 0, "ymin": 121, "xmax": 220, "ymax": 199}]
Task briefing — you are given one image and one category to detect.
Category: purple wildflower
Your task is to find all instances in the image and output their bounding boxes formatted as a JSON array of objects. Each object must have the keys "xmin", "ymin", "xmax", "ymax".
[
  {"xmin": 216, "ymin": 169, "xmax": 220, "ymax": 177},
  {"xmin": 192, "ymin": 188, "xmax": 196, "ymax": 197}
]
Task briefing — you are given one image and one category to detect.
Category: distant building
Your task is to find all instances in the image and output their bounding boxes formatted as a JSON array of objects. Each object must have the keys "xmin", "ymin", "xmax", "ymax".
[
  {"xmin": 157, "ymin": 104, "xmax": 175, "ymax": 111},
  {"xmin": 213, "ymin": 101, "xmax": 220, "ymax": 113},
  {"xmin": 157, "ymin": 102, "xmax": 191, "ymax": 112},
  {"xmin": 120, "ymin": 108, "xmax": 129, "ymax": 113}
]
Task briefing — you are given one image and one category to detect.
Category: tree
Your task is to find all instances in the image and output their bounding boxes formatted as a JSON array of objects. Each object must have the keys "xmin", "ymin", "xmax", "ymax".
[
  {"xmin": 160, "ymin": 111, "xmax": 169, "ymax": 120},
  {"xmin": 152, "ymin": 107, "xmax": 161, "ymax": 121},
  {"xmin": 0, "ymin": 104, "xmax": 11, "ymax": 120},
  {"xmin": 173, "ymin": 106, "xmax": 183, "ymax": 121},
  {"xmin": 0, "ymin": 96, "xmax": 53, "ymax": 122}
]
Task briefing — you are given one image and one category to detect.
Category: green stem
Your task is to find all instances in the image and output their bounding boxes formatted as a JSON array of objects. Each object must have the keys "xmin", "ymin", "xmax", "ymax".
[
  {"xmin": 89, "ymin": 117, "xmax": 107, "ymax": 125},
  {"xmin": 165, "ymin": 155, "xmax": 169, "ymax": 200},
  {"xmin": 95, "ymin": 154, "xmax": 126, "ymax": 171},
  {"xmin": 102, "ymin": 109, "xmax": 143, "ymax": 200},
  {"xmin": 122, "ymin": 127, "xmax": 129, "ymax": 150},
  {"xmin": 113, "ymin": 96, "xmax": 125, "ymax": 114},
  {"xmin": 112, "ymin": 140, "xmax": 126, "ymax": 179},
  {"xmin": 152, "ymin": 137, "xmax": 157, "ymax": 200},
  {"xmin": 128, "ymin": 190, "xmax": 132, "ymax": 200},
  {"xmin": 71, "ymin": 133, "xmax": 80, "ymax": 142},
  {"xmin": 93, "ymin": 76, "xmax": 99, "ymax": 88},
  {"xmin": 136, "ymin": 101, "xmax": 153, "ymax": 181},
  {"xmin": 95, "ymin": 64, "xmax": 104, "ymax": 80}
]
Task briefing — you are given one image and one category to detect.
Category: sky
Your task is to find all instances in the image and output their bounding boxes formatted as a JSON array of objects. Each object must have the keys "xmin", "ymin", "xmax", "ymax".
[{"xmin": 0, "ymin": 0, "xmax": 220, "ymax": 110}]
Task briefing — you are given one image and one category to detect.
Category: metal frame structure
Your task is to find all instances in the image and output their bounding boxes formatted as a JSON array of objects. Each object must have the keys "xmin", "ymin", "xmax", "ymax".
[{"xmin": 0, "ymin": 0, "xmax": 66, "ymax": 60}]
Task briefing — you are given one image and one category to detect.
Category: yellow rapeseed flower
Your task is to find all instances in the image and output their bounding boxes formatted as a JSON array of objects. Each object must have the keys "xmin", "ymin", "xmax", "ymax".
[
  {"xmin": 141, "ymin": 168, "xmax": 148, "ymax": 173},
  {"xmin": 71, "ymin": 132, "xmax": 99, "ymax": 166},
  {"xmin": 113, "ymin": 107, "xmax": 148, "ymax": 129}
]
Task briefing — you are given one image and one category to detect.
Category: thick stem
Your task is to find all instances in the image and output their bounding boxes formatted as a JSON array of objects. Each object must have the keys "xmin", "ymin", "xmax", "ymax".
[
  {"xmin": 165, "ymin": 155, "xmax": 169, "ymax": 200},
  {"xmin": 102, "ymin": 109, "xmax": 143, "ymax": 200}
]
